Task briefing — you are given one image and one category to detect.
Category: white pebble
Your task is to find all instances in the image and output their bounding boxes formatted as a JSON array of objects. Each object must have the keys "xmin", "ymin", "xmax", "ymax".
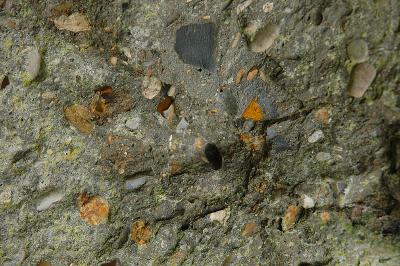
[
  {"xmin": 308, "ymin": 130, "xmax": 324, "ymax": 143},
  {"xmin": 142, "ymin": 76, "xmax": 162, "ymax": 99},
  {"xmin": 125, "ymin": 176, "xmax": 148, "ymax": 190},
  {"xmin": 36, "ymin": 190, "xmax": 64, "ymax": 211},
  {"xmin": 249, "ymin": 24, "xmax": 280, "ymax": 53},
  {"xmin": 25, "ymin": 47, "xmax": 41, "ymax": 82},
  {"xmin": 303, "ymin": 194, "xmax": 315, "ymax": 209},
  {"xmin": 209, "ymin": 208, "xmax": 230, "ymax": 225}
]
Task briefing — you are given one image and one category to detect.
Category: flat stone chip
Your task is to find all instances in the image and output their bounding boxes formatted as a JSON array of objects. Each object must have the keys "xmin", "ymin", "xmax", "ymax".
[{"xmin": 174, "ymin": 23, "xmax": 216, "ymax": 71}]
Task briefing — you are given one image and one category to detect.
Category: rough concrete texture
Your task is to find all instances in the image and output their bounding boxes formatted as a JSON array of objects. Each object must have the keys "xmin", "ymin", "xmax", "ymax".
[{"xmin": 0, "ymin": 0, "xmax": 399, "ymax": 265}]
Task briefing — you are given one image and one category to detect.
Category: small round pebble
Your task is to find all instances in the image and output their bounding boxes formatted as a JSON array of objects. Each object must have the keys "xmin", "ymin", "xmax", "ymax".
[
  {"xmin": 303, "ymin": 195, "xmax": 315, "ymax": 209},
  {"xmin": 347, "ymin": 39, "xmax": 369, "ymax": 63}
]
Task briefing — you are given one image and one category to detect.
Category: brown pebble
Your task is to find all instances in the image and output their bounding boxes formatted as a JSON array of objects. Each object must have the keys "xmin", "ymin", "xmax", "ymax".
[
  {"xmin": 314, "ymin": 107, "xmax": 330, "ymax": 124},
  {"xmin": 1, "ymin": 75, "xmax": 10, "ymax": 89},
  {"xmin": 348, "ymin": 62, "xmax": 376, "ymax": 98},
  {"xmin": 241, "ymin": 222, "xmax": 258, "ymax": 237},
  {"xmin": 282, "ymin": 205, "xmax": 301, "ymax": 231},
  {"xmin": 247, "ymin": 66, "xmax": 259, "ymax": 81},
  {"xmin": 235, "ymin": 68, "xmax": 245, "ymax": 85}
]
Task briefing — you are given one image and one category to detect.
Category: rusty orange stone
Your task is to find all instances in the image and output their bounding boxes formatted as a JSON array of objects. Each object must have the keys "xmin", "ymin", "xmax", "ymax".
[
  {"xmin": 283, "ymin": 205, "xmax": 301, "ymax": 231},
  {"xmin": 79, "ymin": 194, "xmax": 109, "ymax": 226},
  {"xmin": 131, "ymin": 220, "xmax": 152, "ymax": 245},
  {"xmin": 314, "ymin": 107, "xmax": 330, "ymax": 124},
  {"xmin": 242, "ymin": 99, "xmax": 264, "ymax": 122},
  {"xmin": 240, "ymin": 133, "xmax": 265, "ymax": 151}
]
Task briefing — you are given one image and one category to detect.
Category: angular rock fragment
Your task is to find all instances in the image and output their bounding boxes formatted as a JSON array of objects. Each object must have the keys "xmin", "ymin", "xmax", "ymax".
[
  {"xmin": 174, "ymin": 23, "xmax": 216, "ymax": 70},
  {"xmin": 242, "ymin": 99, "xmax": 264, "ymax": 122},
  {"xmin": 53, "ymin": 12, "xmax": 91, "ymax": 32},
  {"xmin": 241, "ymin": 222, "xmax": 259, "ymax": 237},
  {"xmin": 348, "ymin": 62, "xmax": 376, "ymax": 98},
  {"xmin": 249, "ymin": 24, "xmax": 280, "ymax": 53}
]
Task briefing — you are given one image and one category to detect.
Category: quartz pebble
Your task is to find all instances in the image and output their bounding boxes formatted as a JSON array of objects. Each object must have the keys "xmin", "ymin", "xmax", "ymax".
[
  {"xmin": 308, "ymin": 130, "xmax": 324, "ymax": 143},
  {"xmin": 249, "ymin": 24, "xmax": 280, "ymax": 53},
  {"xmin": 25, "ymin": 47, "xmax": 41, "ymax": 82},
  {"xmin": 303, "ymin": 195, "xmax": 315, "ymax": 209},
  {"xmin": 209, "ymin": 208, "xmax": 230, "ymax": 225},
  {"xmin": 125, "ymin": 176, "xmax": 148, "ymax": 190},
  {"xmin": 347, "ymin": 39, "xmax": 369, "ymax": 63},
  {"xmin": 348, "ymin": 62, "xmax": 376, "ymax": 98},
  {"xmin": 36, "ymin": 190, "xmax": 65, "ymax": 211}
]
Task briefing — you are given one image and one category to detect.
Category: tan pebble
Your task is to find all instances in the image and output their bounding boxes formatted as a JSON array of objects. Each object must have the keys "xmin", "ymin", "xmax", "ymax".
[
  {"xmin": 41, "ymin": 91, "xmax": 58, "ymax": 101},
  {"xmin": 202, "ymin": 15, "xmax": 210, "ymax": 20},
  {"xmin": 235, "ymin": 68, "xmax": 245, "ymax": 85},
  {"xmin": 236, "ymin": 0, "xmax": 254, "ymax": 15},
  {"xmin": 53, "ymin": 12, "xmax": 91, "ymax": 32},
  {"xmin": 282, "ymin": 205, "xmax": 301, "ymax": 231},
  {"xmin": 231, "ymin": 32, "xmax": 241, "ymax": 48},
  {"xmin": 348, "ymin": 62, "xmax": 376, "ymax": 98},
  {"xmin": 241, "ymin": 222, "xmax": 258, "ymax": 237},
  {"xmin": 249, "ymin": 24, "xmax": 280, "ymax": 53},
  {"xmin": 110, "ymin": 56, "xmax": 118, "ymax": 66},
  {"xmin": 142, "ymin": 76, "xmax": 162, "ymax": 99},
  {"xmin": 0, "ymin": 185, "xmax": 12, "ymax": 205},
  {"xmin": 262, "ymin": 2, "xmax": 274, "ymax": 13},
  {"xmin": 247, "ymin": 66, "xmax": 258, "ymax": 81},
  {"xmin": 320, "ymin": 211, "xmax": 331, "ymax": 223},
  {"xmin": 314, "ymin": 107, "xmax": 330, "ymax": 124}
]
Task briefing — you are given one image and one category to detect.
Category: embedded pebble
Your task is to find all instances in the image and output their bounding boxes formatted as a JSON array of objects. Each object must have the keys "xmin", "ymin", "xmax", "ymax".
[
  {"xmin": 209, "ymin": 208, "xmax": 230, "ymax": 225},
  {"xmin": 308, "ymin": 130, "xmax": 324, "ymax": 143},
  {"xmin": 176, "ymin": 118, "xmax": 189, "ymax": 133},
  {"xmin": 263, "ymin": 2, "xmax": 274, "ymax": 13},
  {"xmin": 316, "ymin": 152, "xmax": 331, "ymax": 161},
  {"xmin": 347, "ymin": 39, "xmax": 369, "ymax": 63},
  {"xmin": 125, "ymin": 176, "xmax": 148, "ymax": 190},
  {"xmin": 348, "ymin": 62, "xmax": 376, "ymax": 98},
  {"xmin": 53, "ymin": 12, "xmax": 91, "ymax": 32},
  {"xmin": 142, "ymin": 76, "xmax": 162, "ymax": 99},
  {"xmin": 167, "ymin": 85, "xmax": 176, "ymax": 97},
  {"xmin": 0, "ymin": 185, "xmax": 12, "ymax": 205},
  {"xmin": 303, "ymin": 195, "xmax": 315, "ymax": 209},
  {"xmin": 125, "ymin": 116, "xmax": 141, "ymax": 130},
  {"xmin": 36, "ymin": 190, "xmax": 65, "ymax": 211},
  {"xmin": 282, "ymin": 205, "xmax": 301, "ymax": 231},
  {"xmin": 249, "ymin": 24, "xmax": 280, "ymax": 53},
  {"xmin": 25, "ymin": 47, "xmax": 41, "ymax": 82}
]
